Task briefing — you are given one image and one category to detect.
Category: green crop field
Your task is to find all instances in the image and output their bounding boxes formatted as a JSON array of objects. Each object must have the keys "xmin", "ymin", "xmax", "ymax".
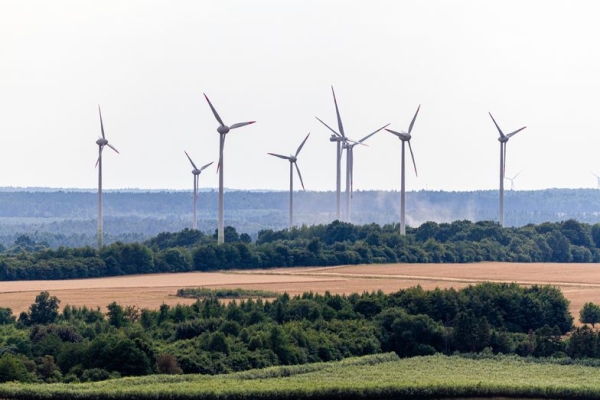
[{"xmin": 3, "ymin": 353, "xmax": 600, "ymax": 400}]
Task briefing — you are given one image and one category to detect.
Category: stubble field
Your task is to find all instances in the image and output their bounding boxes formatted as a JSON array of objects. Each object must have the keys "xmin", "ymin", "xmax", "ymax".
[{"xmin": 1, "ymin": 262, "xmax": 600, "ymax": 318}]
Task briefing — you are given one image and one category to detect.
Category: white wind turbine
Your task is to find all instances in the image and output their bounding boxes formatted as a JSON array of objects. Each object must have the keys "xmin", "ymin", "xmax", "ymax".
[
  {"xmin": 385, "ymin": 105, "xmax": 420, "ymax": 235},
  {"xmin": 203, "ymin": 93, "xmax": 255, "ymax": 245},
  {"xmin": 316, "ymin": 86, "xmax": 388, "ymax": 222},
  {"xmin": 95, "ymin": 105, "xmax": 119, "ymax": 249},
  {"xmin": 268, "ymin": 133, "xmax": 310, "ymax": 228},
  {"xmin": 315, "ymin": 86, "xmax": 346, "ymax": 221},
  {"xmin": 591, "ymin": 172, "xmax": 600, "ymax": 189},
  {"xmin": 184, "ymin": 151, "xmax": 213, "ymax": 230},
  {"xmin": 342, "ymin": 125, "xmax": 389, "ymax": 222},
  {"xmin": 505, "ymin": 171, "xmax": 522, "ymax": 191},
  {"xmin": 489, "ymin": 112, "xmax": 526, "ymax": 227}
]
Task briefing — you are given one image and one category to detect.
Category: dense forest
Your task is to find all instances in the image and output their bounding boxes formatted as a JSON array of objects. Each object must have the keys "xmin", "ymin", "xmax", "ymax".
[
  {"xmin": 1, "ymin": 218, "xmax": 600, "ymax": 281},
  {"xmin": 0, "ymin": 282, "xmax": 586, "ymax": 383},
  {"xmin": 1, "ymin": 188, "xmax": 600, "ymax": 248}
]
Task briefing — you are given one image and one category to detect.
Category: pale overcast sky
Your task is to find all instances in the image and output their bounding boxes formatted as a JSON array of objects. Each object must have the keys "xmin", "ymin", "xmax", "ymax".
[{"xmin": 2, "ymin": 1, "xmax": 600, "ymax": 192}]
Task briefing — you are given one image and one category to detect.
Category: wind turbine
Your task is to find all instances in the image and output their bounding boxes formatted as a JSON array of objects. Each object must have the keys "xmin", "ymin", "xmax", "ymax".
[
  {"xmin": 184, "ymin": 151, "xmax": 213, "ymax": 230},
  {"xmin": 95, "ymin": 105, "xmax": 119, "ymax": 249},
  {"xmin": 267, "ymin": 133, "xmax": 310, "ymax": 228},
  {"xmin": 489, "ymin": 112, "xmax": 526, "ymax": 227},
  {"xmin": 385, "ymin": 105, "xmax": 420, "ymax": 235},
  {"xmin": 316, "ymin": 86, "xmax": 388, "ymax": 222},
  {"xmin": 591, "ymin": 172, "xmax": 600, "ymax": 189},
  {"xmin": 315, "ymin": 86, "xmax": 346, "ymax": 221},
  {"xmin": 203, "ymin": 93, "xmax": 255, "ymax": 245},
  {"xmin": 342, "ymin": 124, "xmax": 389, "ymax": 222},
  {"xmin": 505, "ymin": 171, "xmax": 522, "ymax": 191}
]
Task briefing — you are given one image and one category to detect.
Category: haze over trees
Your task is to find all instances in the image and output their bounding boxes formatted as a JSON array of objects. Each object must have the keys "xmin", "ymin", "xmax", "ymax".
[{"xmin": 2, "ymin": 188, "xmax": 600, "ymax": 248}]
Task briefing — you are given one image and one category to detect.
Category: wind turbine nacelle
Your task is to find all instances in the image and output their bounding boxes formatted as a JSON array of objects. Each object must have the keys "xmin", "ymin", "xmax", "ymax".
[
  {"xmin": 192, "ymin": 169, "xmax": 201, "ymax": 175},
  {"xmin": 217, "ymin": 125, "xmax": 230, "ymax": 134},
  {"xmin": 498, "ymin": 136, "xmax": 508, "ymax": 143},
  {"xmin": 330, "ymin": 135, "xmax": 343, "ymax": 142},
  {"xmin": 96, "ymin": 138, "xmax": 108, "ymax": 146}
]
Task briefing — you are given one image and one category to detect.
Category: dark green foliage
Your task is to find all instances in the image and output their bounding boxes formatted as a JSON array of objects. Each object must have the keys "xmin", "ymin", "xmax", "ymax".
[
  {"xmin": 27, "ymin": 291, "xmax": 60, "ymax": 325},
  {"xmin": 580, "ymin": 302, "xmax": 600, "ymax": 327}
]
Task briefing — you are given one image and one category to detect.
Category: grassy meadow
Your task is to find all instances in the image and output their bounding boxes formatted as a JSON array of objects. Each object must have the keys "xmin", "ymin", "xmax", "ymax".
[{"xmin": 3, "ymin": 353, "xmax": 600, "ymax": 400}]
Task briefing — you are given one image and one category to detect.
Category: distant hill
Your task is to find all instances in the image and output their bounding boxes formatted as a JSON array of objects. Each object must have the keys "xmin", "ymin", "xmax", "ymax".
[{"xmin": 0, "ymin": 188, "xmax": 599, "ymax": 248}]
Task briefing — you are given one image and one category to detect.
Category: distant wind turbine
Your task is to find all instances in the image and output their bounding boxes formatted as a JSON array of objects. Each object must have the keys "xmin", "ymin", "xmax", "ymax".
[
  {"xmin": 184, "ymin": 151, "xmax": 213, "ymax": 230},
  {"xmin": 591, "ymin": 172, "xmax": 600, "ymax": 189},
  {"xmin": 489, "ymin": 112, "xmax": 526, "ymax": 227},
  {"xmin": 268, "ymin": 133, "xmax": 310, "ymax": 228},
  {"xmin": 385, "ymin": 105, "xmax": 420, "ymax": 235},
  {"xmin": 505, "ymin": 171, "xmax": 522, "ymax": 191},
  {"xmin": 95, "ymin": 105, "xmax": 119, "ymax": 249},
  {"xmin": 342, "ymin": 124, "xmax": 389, "ymax": 222},
  {"xmin": 316, "ymin": 86, "xmax": 388, "ymax": 222},
  {"xmin": 203, "ymin": 93, "xmax": 255, "ymax": 245},
  {"xmin": 316, "ymin": 86, "xmax": 346, "ymax": 221}
]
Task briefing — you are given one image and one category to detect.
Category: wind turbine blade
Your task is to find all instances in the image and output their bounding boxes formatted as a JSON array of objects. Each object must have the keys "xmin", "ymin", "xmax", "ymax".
[
  {"xmin": 408, "ymin": 105, "xmax": 421, "ymax": 134},
  {"xmin": 591, "ymin": 171, "xmax": 600, "ymax": 178},
  {"xmin": 184, "ymin": 151, "xmax": 199, "ymax": 170},
  {"xmin": 408, "ymin": 141, "xmax": 418, "ymax": 177},
  {"xmin": 268, "ymin": 152, "xmax": 292, "ymax": 160},
  {"xmin": 295, "ymin": 133, "xmax": 310, "ymax": 157},
  {"xmin": 506, "ymin": 126, "xmax": 526, "ymax": 138},
  {"xmin": 385, "ymin": 128, "xmax": 407, "ymax": 140},
  {"xmin": 230, "ymin": 121, "xmax": 256, "ymax": 129},
  {"xmin": 315, "ymin": 117, "xmax": 341, "ymax": 137},
  {"xmin": 107, "ymin": 143, "xmax": 120, "ymax": 154},
  {"xmin": 295, "ymin": 162, "xmax": 305, "ymax": 191},
  {"xmin": 359, "ymin": 123, "xmax": 390, "ymax": 143},
  {"xmin": 489, "ymin": 112, "xmax": 506, "ymax": 138},
  {"xmin": 331, "ymin": 86, "xmax": 346, "ymax": 137},
  {"xmin": 98, "ymin": 105, "xmax": 106, "ymax": 139},
  {"xmin": 513, "ymin": 170, "xmax": 522, "ymax": 179},
  {"xmin": 200, "ymin": 161, "xmax": 214, "ymax": 172},
  {"xmin": 203, "ymin": 93, "xmax": 225, "ymax": 126},
  {"xmin": 95, "ymin": 156, "xmax": 100, "ymax": 168}
]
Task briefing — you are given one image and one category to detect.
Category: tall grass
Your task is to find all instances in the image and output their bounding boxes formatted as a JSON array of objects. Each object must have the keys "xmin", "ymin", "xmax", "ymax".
[{"xmin": 4, "ymin": 353, "xmax": 600, "ymax": 399}]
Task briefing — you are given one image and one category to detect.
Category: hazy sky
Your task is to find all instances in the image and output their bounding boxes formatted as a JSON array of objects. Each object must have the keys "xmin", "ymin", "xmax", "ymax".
[{"xmin": 2, "ymin": 1, "xmax": 600, "ymax": 192}]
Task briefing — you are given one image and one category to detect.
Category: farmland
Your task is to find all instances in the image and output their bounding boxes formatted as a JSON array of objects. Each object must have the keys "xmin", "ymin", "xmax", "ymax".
[{"xmin": 2, "ymin": 262, "xmax": 600, "ymax": 318}]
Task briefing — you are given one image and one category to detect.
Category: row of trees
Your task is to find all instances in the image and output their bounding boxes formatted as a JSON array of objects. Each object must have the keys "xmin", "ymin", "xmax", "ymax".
[
  {"xmin": 2, "ymin": 219, "xmax": 600, "ymax": 280},
  {"xmin": 0, "ymin": 282, "xmax": 580, "ymax": 383}
]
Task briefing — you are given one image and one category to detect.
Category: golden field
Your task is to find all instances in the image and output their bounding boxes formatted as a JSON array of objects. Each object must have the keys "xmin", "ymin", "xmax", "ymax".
[{"xmin": 1, "ymin": 262, "xmax": 600, "ymax": 319}]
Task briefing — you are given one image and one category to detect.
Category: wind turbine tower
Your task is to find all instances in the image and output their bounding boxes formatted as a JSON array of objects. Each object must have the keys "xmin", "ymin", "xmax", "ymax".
[
  {"xmin": 184, "ymin": 151, "xmax": 213, "ymax": 230},
  {"xmin": 268, "ymin": 133, "xmax": 310, "ymax": 228},
  {"xmin": 95, "ymin": 105, "xmax": 119, "ymax": 249},
  {"xmin": 385, "ymin": 105, "xmax": 420, "ymax": 235},
  {"xmin": 489, "ymin": 112, "xmax": 526, "ymax": 227},
  {"xmin": 203, "ymin": 93, "xmax": 255, "ymax": 245}
]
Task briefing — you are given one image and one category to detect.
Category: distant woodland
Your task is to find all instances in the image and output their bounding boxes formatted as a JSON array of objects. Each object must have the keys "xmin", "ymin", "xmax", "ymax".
[{"xmin": 1, "ymin": 188, "xmax": 600, "ymax": 248}]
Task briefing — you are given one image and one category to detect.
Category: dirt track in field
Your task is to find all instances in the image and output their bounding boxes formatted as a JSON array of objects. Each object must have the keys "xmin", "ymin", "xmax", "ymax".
[{"xmin": 2, "ymin": 262, "xmax": 600, "ymax": 319}]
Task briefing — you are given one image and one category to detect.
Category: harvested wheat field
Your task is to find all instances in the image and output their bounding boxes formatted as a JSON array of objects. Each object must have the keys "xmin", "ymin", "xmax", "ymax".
[{"xmin": 2, "ymin": 262, "xmax": 600, "ymax": 319}]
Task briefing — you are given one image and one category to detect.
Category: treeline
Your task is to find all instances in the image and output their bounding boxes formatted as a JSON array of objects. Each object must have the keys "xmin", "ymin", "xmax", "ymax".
[
  {"xmin": 2, "ymin": 219, "xmax": 600, "ymax": 281},
  {"xmin": 0, "ymin": 282, "xmax": 577, "ymax": 383}
]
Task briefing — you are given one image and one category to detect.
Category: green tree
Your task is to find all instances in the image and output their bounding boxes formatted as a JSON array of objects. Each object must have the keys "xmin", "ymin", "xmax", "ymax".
[
  {"xmin": 0, "ymin": 353, "xmax": 31, "ymax": 383},
  {"xmin": 28, "ymin": 291, "xmax": 60, "ymax": 325},
  {"xmin": 580, "ymin": 302, "xmax": 600, "ymax": 327}
]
